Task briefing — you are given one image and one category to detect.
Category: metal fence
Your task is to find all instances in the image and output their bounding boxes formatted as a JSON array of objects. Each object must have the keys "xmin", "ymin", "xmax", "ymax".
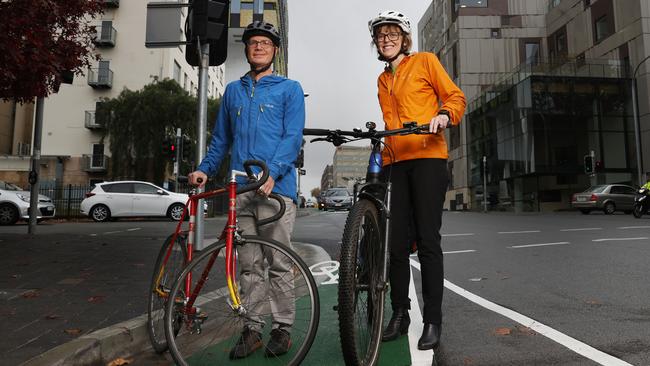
[{"xmin": 36, "ymin": 183, "xmax": 228, "ymax": 219}]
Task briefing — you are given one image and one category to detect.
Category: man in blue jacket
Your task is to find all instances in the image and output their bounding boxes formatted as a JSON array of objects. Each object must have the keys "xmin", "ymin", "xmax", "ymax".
[{"xmin": 188, "ymin": 21, "xmax": 305, "ymax": 359}]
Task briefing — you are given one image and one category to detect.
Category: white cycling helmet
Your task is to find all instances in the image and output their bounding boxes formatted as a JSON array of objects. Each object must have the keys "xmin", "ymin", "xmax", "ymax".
[{"xmin": 368, "ymin": 10, "xmax": 412, "ymax": 37}]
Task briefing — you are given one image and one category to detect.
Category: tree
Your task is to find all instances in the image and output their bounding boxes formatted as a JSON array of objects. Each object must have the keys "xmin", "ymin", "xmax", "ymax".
[
  {"xmin": 310, "ymin": 187, "xmax": 321, "ymax": 198},
  {"xmin": 0, "ymin": 0, "xmax": 104, "ymax": 103},
  {"xmin": 99, "ymin": 78, "xmax": 221, "ymax": 184}
]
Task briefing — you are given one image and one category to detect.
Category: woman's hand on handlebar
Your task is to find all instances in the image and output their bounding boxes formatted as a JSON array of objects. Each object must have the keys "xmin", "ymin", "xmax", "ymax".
[
  {"xmin": 188, "ymin": 171, "xmax": 207, "ymax": 188},
  {"xmin": 429, "ymin": 114, "xmax": 451, "ymax": 134},
  {"xmin": 257, "ymin": 175, "xmax": 275, "ymax": 197}
]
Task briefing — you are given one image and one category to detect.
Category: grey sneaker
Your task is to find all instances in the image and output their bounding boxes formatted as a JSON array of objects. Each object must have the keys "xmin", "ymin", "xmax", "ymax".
[
  {"xmin": 265, "ymin": 328, "xmax": 292, "ymax": 357},
  {"xmin": 229, "ymin": 327, "xmax": 263, "ymax": 359}
]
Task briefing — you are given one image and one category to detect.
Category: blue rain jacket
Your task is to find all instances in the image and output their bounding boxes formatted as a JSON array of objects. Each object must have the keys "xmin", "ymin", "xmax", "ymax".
[{"xmin": 197, "ymin": 73, "xmax": 305, "ymax": 203}]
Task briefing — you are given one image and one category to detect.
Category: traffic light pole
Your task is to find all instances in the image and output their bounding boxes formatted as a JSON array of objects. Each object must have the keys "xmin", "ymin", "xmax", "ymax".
[{"xmin": 194, "ymin": 41, "xmax": 210, "ymax": 250}]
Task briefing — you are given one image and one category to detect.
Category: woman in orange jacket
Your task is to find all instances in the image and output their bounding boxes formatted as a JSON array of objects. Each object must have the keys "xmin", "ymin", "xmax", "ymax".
[{"xmin": 368, "ymin": 10, "xmax": 466, "ymax": 350}]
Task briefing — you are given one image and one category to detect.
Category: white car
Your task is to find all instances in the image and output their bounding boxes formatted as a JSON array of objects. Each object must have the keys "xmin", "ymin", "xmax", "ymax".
[
  {"xmin": 0, "ymin": 180, "xmax": 56, "ymax": 225},
  {"xmin": 80, "ymin": 181, "xmax": 190, "ymax": 222}
]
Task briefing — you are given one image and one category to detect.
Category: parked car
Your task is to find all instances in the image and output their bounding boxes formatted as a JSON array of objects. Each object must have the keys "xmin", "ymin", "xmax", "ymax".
[
  {"xmin": 80, "ymin": 181, "xmax": 189, "ymax": 222},
  {"xmin": 0, "ymin": 180, "xmax": 56, "ymax": 225},
  {"xmin": 571, "ymin": 184, "xmax": 637, "ymax": 215},
  {"xmin": 323, "ymin": 187, "xmax": 353, "ymax": 211}
]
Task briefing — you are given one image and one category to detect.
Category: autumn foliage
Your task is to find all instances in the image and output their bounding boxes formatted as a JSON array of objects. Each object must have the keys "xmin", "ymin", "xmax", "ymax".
[{"xmin": 0, "ymin": 0, "xmax": 104, "ymax": 103}]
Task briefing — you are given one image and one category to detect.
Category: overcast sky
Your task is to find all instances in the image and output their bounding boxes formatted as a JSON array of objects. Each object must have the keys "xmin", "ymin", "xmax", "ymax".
[{"xmin": 287, "ymin": 0, "xmax": 431, "ymax": 197}]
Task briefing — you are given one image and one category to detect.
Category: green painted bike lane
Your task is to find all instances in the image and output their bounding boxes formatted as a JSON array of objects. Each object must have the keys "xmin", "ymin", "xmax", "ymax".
[{"xmin": 186, "ymin": 284, "xmax": 412, "ymax": 366}]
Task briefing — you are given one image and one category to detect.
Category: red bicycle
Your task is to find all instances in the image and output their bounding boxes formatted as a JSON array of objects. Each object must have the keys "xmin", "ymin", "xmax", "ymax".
[{"xmin": 147, "ymin": 160, "xmax": 319, "ymax": 365}]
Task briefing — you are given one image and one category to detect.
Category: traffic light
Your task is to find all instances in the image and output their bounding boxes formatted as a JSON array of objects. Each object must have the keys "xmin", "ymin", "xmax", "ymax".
[
  {"xmin": 584, "ymin": 155, "xmax": 594, "ymax": 174},
  {"xmin": 294, "ymin": 149, "xmax": 304, "ymax": 168},
  {"xmin": 162, "ymin": 138, "xmax": 176, "ymax": 161},
  {"xmin": 182, "ymin": 136, "xmax": 193, "ymax": 162},
  {"xmin": 186, "ymin": 0, "xmax": 229, "ymax": 67}
]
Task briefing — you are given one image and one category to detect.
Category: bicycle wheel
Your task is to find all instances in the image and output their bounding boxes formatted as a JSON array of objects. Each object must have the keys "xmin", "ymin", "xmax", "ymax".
[
  {"xmin": 165, "ymin": 235, "xmax": 320, "ymax": 366},
  {"xmin": 338, "ymin": 199, "xmax": 385, "ymax": 366},
  {"xmin": 147, "ymin": 232, "xmax": 187, "ymax": 353}
]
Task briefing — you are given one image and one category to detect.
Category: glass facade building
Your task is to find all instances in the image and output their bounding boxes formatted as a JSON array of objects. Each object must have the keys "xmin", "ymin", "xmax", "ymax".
[{"xmin": 467, "ymin": 59, "xmax": 635, "ymax": 212}]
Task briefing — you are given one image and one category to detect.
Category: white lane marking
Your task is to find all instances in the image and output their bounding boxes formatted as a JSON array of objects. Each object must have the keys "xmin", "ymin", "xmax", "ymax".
[
  {"xmin": 592, "ymin": 237, "xmax": 648, "ymax": 242},
  {"xmin": 510, "ymin": 242, "xmax": 570, "ymax": 249},
  {"xmin": 407, "ymin": 261, "xmax": 431, "ymax": 365},
  {"xmin": 560, "ymin": 228, "xmax": 602, "ymax": 232},
  {"xmin": 409, "ymin": 260, "xmax": 633, "ymax": 366},
  {"xmin": 617, "ymin": 226, "xmax": 650, "ymax": 230},
  {"xmin": 127, "ymin": 228, "xmax": 141, "ymax": 232},
  {"xmin": 442, "ymin": 233, "xmax": 475, "ymax": 237},
  {"xmin": 444, "ymin": 249, "xmax": 477, "ymax": 254},
  {"xmin": 498, "ymin": 230, "xmax": 541, "ymax": 234},
  {"xmin": 103, "ymin": 231, "xmax": 121, "ymax": 235}
]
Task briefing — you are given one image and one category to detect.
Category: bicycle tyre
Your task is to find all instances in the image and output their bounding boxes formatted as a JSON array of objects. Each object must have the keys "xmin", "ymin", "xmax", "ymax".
[
  {"xmin": 338, "ymin": 199, "xmax": 385, "ymax": 366},
  {"xmin": 147, "ymin": 232, "xmax": 187, "ymax": 353},
  {"xmin": 165, "ymin": 235, "xmax": 320, "ymax": 366}
]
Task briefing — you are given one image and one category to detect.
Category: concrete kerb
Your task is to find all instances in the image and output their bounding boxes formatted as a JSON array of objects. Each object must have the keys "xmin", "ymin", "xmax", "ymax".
[{"xmin": 20, "ymin": 240, "xmax": 330, "ymax": 366}]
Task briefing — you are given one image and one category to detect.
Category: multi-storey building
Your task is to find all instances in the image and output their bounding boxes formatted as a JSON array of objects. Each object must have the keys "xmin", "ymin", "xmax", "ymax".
[
  {"xmin": 320, "ymin": 164, "xmax": 333, "ymax": 192},
  {"xmin": 419, "ymin": 0, "xmax": 650, "ymax": 212},
  {"xmin": 0, "ymin": 0, "xmax": 226, "ymax": 186},
  {"xmin": 332, "ymin": 145, "xmax": 372, "ymax": 190}
]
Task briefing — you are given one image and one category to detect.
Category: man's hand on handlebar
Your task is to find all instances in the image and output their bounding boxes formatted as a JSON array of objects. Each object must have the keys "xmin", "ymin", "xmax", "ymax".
[
  {"xmin": 188, "ymin": 171, "xmax": 208, "ymax": 188},
  {"xmin": 429, "ymin": 114, "xmax": 451, "ymax": 134},
  {"xmin": 257, "ymin": 175, "xmax": 275, "ymax": 197}
]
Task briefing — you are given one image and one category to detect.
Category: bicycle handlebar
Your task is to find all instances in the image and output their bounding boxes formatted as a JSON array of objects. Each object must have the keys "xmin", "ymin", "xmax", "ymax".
[
  {"xmin": 258, "ymin": 193, "xmax": 286, "ymax": 226},
  {"xmin": 302, "ymin": 122, "xmax": 431, "ymax": 145}
]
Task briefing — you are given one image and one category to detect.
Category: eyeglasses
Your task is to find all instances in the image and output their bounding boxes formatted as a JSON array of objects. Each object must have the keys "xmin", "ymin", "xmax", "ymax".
[
  {"xmin": 245, "ymin": 39, "xmax": 275, "ymax": 48},
  {"xmin": 374, "ymin": 32, "xmax": 402, "ymax": 42}
]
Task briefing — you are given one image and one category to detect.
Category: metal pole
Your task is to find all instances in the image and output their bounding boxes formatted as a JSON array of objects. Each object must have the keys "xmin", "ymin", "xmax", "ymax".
[
  {"xmin": 195, "ymin": 42, "xmax": 209, "ymax": 250},
  {"xmin": 483, "ymin": 155, "xmax": 487, "ymax": 213},
  {"xmin": 632, "ymin": 55, "xmax": 650, "ymax": 186},
  {"xmin": 28, "ymin": 97, "xmax": 45, "ymax": 234},
  {"xmin": 174, "ymin": 128, "xmax": 181, "ymax": 186}
]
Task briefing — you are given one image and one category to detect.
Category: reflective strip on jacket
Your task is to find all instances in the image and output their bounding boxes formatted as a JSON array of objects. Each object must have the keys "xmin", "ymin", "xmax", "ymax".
[
  {"xmin": 377, "ymin": 52, "xmax": 466, "ymax": 165},
  {"xmin": 197, "ymin": 73, "xmax": 305, "ymax": 203}
]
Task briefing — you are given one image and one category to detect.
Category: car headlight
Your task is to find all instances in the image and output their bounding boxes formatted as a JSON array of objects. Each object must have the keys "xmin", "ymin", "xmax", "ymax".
[{"xmin": 16, "ymin": 193, "xmax": 30, "ymax": 202}]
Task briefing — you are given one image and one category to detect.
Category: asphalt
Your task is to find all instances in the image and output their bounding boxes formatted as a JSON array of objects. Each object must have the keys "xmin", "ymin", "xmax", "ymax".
[{"xmin": 1, "ymin": 210, "xmax": 330, "ymax": 366}]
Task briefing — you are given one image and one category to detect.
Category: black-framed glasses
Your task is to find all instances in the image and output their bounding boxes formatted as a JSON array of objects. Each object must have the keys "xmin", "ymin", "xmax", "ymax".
[
  {"xmin": 245, "ymin": 39, "xmax": 274, "ymax": 48},
  {"xmin": 374, "ymin": 32, "xmax": 402, "ymax": 42}
]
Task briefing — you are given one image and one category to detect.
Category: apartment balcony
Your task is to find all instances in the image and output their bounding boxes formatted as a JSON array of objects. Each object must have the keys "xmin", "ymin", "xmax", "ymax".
[
  {"xmin": 102, "ymin": 0, "xmax": 119, "ymax": 8},
  {"xmin": 83, "ymin": 154, "xmax": 108, "ymax": 172},
  {"xmin": 88, "ymin": 68, "xmax": 113, "ymax": 89},
  {"xmin": 94, "ymin": 24, "xmax": 117, "ymax": 47},
  {"xmin": 84, "ymin": 111, "xmax": 105, "ymax": 129}
]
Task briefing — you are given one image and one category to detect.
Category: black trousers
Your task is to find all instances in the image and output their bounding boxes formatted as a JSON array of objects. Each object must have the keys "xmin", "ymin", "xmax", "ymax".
[{"xmin": 381, "ymin": 158, "xmax": 448, "ymax": 325}]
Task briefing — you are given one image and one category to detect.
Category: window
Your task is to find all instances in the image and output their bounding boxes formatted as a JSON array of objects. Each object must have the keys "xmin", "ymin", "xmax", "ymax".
[
  {"xmin": 491, "ymin": 28, "xmax": 501, "ymax": 38},
  {"xmin": 457, "ymin": 0, "xmax": 488, "ymax": 8},
  {"xmin": 525, "ymin": 42, "xmax": 540, "ymax": 65},
  {"xmin": 583, "ymin": 0, "xmax": 591, "ymax": 8},
  {"xmin": 133, "ymin": 183, "xmax": 159, "ymax": 195},
  {"xmin": 173, "ymin": 60, "xmax": 181, "ymax": 83},
  {"xmin": 91, "ymin": 143, "xmax": 105, "ymax": 168},
  {"xmin": 550, "ymin": 0, "xmax": 561, "ymax": 7},
  {"xmin": 103, "ymin": 183, "xmax": 132, "ymax": 193},
  {"xmin": 183, "ymin": 72, "xmax": 188, "ymax": 90},
  {"xmin": 98, "ymin": 60, "xmax": 111, "ymax": 84},
  {"xmin": 595, "ymin": 15, "xmax": 610, "ymax": 42}
]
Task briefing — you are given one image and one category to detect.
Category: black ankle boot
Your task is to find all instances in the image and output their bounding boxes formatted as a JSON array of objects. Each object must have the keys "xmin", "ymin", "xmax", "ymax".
[
  {"xmin": 382, "ymin": 308, "xmax": 410, "ymax": 342},
  {"xmin": 417, "ymin": 323, "xmax": 441, "ymax": 350}
]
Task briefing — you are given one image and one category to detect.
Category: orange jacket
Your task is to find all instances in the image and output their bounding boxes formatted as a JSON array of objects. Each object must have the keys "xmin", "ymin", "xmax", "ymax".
[{"xmin": 377, "ymin": 52, "xmax": 466, "ymax": 164}]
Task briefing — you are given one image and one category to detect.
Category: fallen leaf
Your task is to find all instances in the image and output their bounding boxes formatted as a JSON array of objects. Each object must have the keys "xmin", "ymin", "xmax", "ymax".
[
  {"xmin": 11, "ymin": 274, "xmax": 20, "ymax": 279},
  {"xmin": 45, "ymin": 314, "xmax": 61, "ymax": 320},
  {"xmin": 463, "ymin": 357, "xmax": 474, "ymax": 365},
  {"xmin": 469, "ymin": 277, "xmax": 486, "ymax": 282},
  {"xmin": 21, "ymin": 290, "xmax": 40, "ymax": 298},
  {"xmin": 87, "ymin": 295, "xmax": 105, "ymax": 303},
  {"xmin": 64, "ymin": 328, "xmax": 82, "ymax": 335},
  {"xmin": 107, "ymin": 357, "xmax": 132, "ymax": 366},
  {"xmin": 500, "ymin": 276, "xmax": 510, "ymax": 280},
  {"xmin": 494, "ymin": 327, "xmax": 512, "ymax": 336},
  {"xmin": 586, "ymin": 300, "xmax": 601, "ymax": 305},
  {"xmin": 515, "ymin": 325, "xmax": 536, "ymax": 335}
]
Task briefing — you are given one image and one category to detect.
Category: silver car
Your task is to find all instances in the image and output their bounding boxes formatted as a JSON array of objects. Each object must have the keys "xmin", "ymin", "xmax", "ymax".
[
  {"xmin": 324, "ymin": 188, "xmax": 353, "ymax": 211},
  {"xmin": 571, "ymin": 184, "xmax": 637, "ymax": 215},
  {"xmin": 0, "ymin": 180, "xmax": 56, "ymax": 225}
]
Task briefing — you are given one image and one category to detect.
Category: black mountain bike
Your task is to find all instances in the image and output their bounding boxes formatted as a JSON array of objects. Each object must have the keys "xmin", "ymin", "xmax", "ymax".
[{"xmin": 304, "ymin": 121, "xmax": 431, "ymax": 366}]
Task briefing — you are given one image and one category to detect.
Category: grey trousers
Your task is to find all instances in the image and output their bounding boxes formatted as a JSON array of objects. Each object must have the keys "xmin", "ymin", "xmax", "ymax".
[{"xmin": 235, "ymin": 191, "xmax": 297, "ymax": 332}]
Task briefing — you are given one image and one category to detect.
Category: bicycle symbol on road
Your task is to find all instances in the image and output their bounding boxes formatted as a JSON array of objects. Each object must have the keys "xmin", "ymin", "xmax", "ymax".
[{"xmin": 309, "ymin": 260, "xmax": 339, "ymax": 285}]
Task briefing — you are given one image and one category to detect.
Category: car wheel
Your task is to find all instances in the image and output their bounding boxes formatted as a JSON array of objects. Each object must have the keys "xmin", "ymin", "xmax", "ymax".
[
  {"xmin": 603, "ymin": 202, "xmax": 615, "ymax": 215},
  {"xmin": 90, "ymin": 204, "xmax": 111, "ymax": 222},
  {"xmin": 168, "ymin": 203, "xmax": 186, "ymax": 221},
  {"xmin": 580, "ymin": 209, "xmax": 590, "ymax": 215},
  {"xmin": 0, "ymin": 203, "xmax": 19, "ymax": 225}
]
